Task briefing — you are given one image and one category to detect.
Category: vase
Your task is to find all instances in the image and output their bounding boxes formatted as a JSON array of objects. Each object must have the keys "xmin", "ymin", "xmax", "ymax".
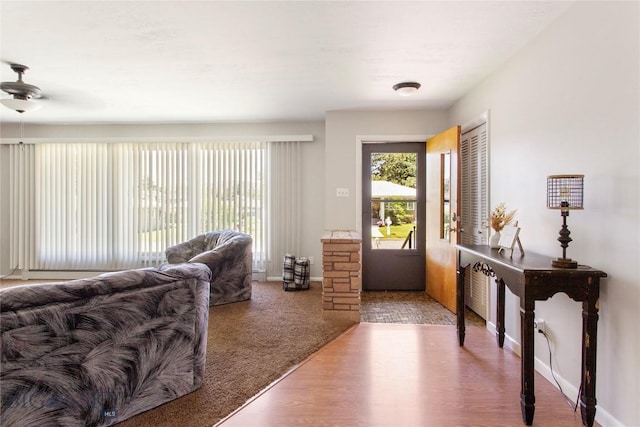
[{"xmin": 489, "ymin": 231, "xmax": 501, "ymax": 249}]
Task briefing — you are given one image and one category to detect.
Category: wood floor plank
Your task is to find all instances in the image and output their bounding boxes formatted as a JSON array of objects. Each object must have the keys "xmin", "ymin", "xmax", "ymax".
[{"xmin": 218, "ymin": 323, "xmax": 597, "ymax": 427}]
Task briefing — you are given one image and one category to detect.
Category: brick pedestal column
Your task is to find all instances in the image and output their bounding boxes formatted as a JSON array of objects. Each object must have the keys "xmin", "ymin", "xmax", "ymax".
[{"xmin": 321, "ymin": 230, "xmax": 361, "ymax": 322}]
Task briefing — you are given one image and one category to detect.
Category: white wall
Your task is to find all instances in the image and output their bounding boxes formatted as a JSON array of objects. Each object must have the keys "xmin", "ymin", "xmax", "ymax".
[
  {"xmin": 449, "ymin": 2, "xmax": 639, "ymax": 426},
  {"xmin": 324, "ymin": 109, "xmax": 448, "ymax": 231},
  {"xmin": 0, "ymin": 121, "xmax": 326, "ymax": 279}
]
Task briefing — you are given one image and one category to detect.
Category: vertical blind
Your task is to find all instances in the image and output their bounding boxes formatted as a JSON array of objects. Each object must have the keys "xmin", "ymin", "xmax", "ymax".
[
  {"xmin": 268, "ymin": 141, "xmax": 303, "ymax": 265},
  {"xmin": 9, "ymin": 143, "xmax": 36, "ymax": 270},
  {"xmin": 9, "ymin": 140, "xmax": 303, "ymax": 273}
]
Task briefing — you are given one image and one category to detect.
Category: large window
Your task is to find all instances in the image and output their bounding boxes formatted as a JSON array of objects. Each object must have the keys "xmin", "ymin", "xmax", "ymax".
[{"xmin": 10, "ymin": 140, "xmax": 299, "ymax": 272}]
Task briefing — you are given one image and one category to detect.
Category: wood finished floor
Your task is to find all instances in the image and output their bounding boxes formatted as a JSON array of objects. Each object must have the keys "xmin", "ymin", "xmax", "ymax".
[
  {"xmin": 218, "ymin": 323, "xmax": 597, "ymax": 427},
  {"xmin": 2, "ymin": 280, "xmax": 595, "ymax": 426}
]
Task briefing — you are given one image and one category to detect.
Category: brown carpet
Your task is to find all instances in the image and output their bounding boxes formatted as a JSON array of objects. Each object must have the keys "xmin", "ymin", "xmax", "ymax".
[{"xmin": 119, "ymin": 281, "xmax": 355, "ymax": 427}]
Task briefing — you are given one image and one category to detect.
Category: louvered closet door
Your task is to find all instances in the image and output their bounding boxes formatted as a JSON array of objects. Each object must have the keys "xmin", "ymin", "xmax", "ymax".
[{"xmin": 460, "ymin": 123, "xmax": 489, "ymax": 319}]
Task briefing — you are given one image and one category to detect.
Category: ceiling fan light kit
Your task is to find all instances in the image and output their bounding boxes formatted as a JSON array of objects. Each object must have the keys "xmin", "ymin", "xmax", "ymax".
[
  {"xmin": 1, "ymin": 63, "xmax": 43, "ymax": 113},
  {"xmin": 393, "ymin": 81, "xmax": 421, "ymax": 96},
  {"xmin": 0, "ymin": 97, "xmax": 41, "ymax": 113}
]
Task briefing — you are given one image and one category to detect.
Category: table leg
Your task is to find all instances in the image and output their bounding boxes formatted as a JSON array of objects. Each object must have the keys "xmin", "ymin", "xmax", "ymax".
[
  {"xmin": 456, "ymin": 263, "xmax": 466, "ymax": 346},
  {"xmin": 580, "ymin": 293, "xmax": 599, "ymax": 427},
  {"xmin": 496, "ymin": 278, "xmax": 505, "ymax": 348},
  {"xmin": 520, "ymin": 300, "xmax": 536, "ymax": 425}
]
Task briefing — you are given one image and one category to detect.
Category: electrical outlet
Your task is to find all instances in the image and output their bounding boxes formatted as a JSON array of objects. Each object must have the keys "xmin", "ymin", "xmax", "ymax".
[
  {"xmin": 308, "ymin": 256, "xmax": 314, "ymax": 265},
  {"xmin": 534, "ymin": 318, "xmax": 545, "ymax": 334}
]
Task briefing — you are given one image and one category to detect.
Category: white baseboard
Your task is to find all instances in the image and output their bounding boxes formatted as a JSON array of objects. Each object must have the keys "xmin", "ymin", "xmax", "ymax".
[
  {"xmin": 485, "ymin": 320, "xmax": 521, "ymax": 356},
  {"xmin": 592, "ymin": 407, "xmax": 626, "ymax": 427},
  {"xmin": 22, "ymin": 269, "xmax": 275, "ymax": 284},
  {"xmin": 485, "ymin": 322, "xmax": 623, "ymax": 427},
  {"xmin": 252, "ymin": 270, "xmax": 267, "ymax": 282},
  {"xmin": 21, "ymin": 270, "xmax": 105, "ymax": 280}
]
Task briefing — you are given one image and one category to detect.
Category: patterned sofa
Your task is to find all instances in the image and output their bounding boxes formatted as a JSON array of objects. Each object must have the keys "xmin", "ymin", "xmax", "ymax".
[
  {"xmin": 164, "ymin": 230, "xmax": 253, "ymax": 306},
  {"xmin": 0, "ymin": 263, "xmax": 211, "ymax": 427}
]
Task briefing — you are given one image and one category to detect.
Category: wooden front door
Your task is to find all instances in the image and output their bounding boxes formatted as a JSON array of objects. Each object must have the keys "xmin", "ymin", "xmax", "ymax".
[{"xmin": 425, "ymin": 126, "xmax": 461, "ymax": 313}]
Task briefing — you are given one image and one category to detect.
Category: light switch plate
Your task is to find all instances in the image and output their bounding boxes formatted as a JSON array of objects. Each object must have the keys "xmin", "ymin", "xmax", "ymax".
[{"xmin": 336, "ymin": 187, "xmax": 349, "ymax": 197}]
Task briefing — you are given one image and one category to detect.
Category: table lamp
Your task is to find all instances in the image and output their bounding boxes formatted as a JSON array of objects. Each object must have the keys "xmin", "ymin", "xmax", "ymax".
[{"xmin": 547, "ymin": 175, "xmax": 584, "ymax": 268}]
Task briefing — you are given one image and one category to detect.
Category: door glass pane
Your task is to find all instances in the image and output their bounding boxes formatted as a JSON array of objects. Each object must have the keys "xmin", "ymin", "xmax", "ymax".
[
  {"xmin": 370, "ymin": 152, "xmax": 417, "ymax": 250},
  {"xmin": 442, "ymin": 151, "xmax": 451, "ymax": 241}
]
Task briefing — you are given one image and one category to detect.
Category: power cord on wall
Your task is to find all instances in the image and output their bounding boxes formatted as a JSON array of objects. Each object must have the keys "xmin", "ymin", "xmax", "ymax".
[{"xmin": 539, "ymin": 328, "xmax": 582, "ymax": 411}]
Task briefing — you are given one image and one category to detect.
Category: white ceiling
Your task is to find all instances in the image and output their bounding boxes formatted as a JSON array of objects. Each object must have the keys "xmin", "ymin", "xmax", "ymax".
[{"xmin": 0, "ymin": 1, "xmax": 573, "ymax": 125}]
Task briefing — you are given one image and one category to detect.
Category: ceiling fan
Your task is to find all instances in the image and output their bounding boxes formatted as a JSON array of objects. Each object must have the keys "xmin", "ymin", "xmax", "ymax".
[{"xmin": 1, "ymin": 63, "xmax": 43, "ymax": 113}]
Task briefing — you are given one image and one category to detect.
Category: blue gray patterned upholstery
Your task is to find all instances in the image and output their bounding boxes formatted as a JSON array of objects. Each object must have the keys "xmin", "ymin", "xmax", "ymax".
[
  {"xmin": 164, "ymin": 230, "xmax": 253, "ymax": 306},
  {"xmin": 0, "ymin": 263, "xmax": 211, "ymax": 427}
]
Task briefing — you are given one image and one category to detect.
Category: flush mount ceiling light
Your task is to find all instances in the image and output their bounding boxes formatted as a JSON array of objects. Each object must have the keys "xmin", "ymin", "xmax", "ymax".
[{"xmin": 393, "ymin": 81, "xmax": 421, "ymax": 96}]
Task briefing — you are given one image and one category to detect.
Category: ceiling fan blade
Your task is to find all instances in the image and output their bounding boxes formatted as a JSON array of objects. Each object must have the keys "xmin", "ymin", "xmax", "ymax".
[{"xmin": 38, "ymin": 88, "xmax": 106, "ymax": 110}]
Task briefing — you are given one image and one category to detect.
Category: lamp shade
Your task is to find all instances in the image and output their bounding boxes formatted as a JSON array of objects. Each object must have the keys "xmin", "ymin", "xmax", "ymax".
[
  {"xmin": 547, "ymin": 175, "xmax": 584, "ymax": 210},
  {"xmin": 1, "ymin": 98, "xmax": 41, "ymax": 113}
]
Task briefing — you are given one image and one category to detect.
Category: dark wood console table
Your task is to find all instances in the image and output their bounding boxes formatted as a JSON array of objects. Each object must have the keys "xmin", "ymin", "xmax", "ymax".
[{"xmin": 455, "ymin": 244, "xmax": 606, "ymax": 427}]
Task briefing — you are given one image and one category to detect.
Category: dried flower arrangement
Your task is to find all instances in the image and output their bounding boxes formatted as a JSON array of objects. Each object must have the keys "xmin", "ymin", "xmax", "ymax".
[{"xmin": 490, "ymin": 203, "xmax": 517, "ymax": 232}]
